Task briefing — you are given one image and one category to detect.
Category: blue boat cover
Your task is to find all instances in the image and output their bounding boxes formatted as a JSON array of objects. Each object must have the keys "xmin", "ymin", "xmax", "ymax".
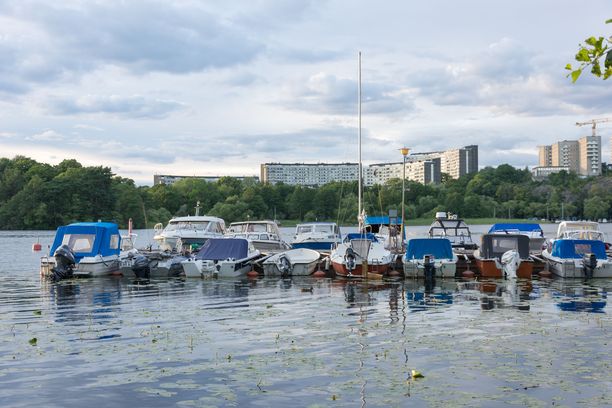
[
  {"xmin": 365, "ymin": 216, "xmax": 402, "ymax": 225},
  {"xmin": 551, "ymin": 239, "xmax": 607, "ymax": 259},
  {"xmin": 405, "ymin": 238, "xmax": 454, "ymax": 260},
  {"xmin": 195, "ymin": 238, "xmax": 249, "ymax": 260},
  {"xmin": 50, "ymin": 222, "xmax": 121, "ymax": 261},
  {"xmin": 345, "ymin": 233, "xmax": 378, "ymax": 242},
  {"xmin": 488, "ymin": 223, "xmax": 543, "ymax": 234}
]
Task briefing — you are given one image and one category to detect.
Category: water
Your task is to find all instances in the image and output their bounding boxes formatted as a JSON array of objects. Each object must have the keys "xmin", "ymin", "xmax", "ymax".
[{"xmin": 0, "ymin": 227, "xmax": 611, "ymax": 407}]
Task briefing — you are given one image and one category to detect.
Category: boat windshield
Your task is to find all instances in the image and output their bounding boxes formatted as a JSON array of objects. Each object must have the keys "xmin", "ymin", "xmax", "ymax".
[
  {"xmin": 62, "ymin": 234, "xmax": 96, "ymax": 252},
  {"xmin": 165, "ymin": 221, "xmax": 210, "ymax": 232},
  {"xmin": 297, "ymin": 225, "xmax": 313, "ymax": 234},
  {"xmin": 315, "ymin": 224, "xmax": 335, "ymax": 234}
]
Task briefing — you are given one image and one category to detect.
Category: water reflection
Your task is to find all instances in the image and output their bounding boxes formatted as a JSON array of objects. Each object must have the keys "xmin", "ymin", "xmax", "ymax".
[
  {"xmin": 551, "ymin": 281, "xmax": 607, "ymax": 313},
  {"xmin": 404, "ymin": 279, "xmax": 455, "ymax": 312}
]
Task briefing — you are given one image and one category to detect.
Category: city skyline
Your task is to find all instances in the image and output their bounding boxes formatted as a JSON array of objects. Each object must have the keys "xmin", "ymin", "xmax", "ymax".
[{"xmin": 1, "ymin": 1, "xmax": 611, "ymax": 185}]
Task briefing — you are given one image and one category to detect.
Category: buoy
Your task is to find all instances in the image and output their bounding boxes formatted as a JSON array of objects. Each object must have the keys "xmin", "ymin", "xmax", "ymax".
[
  {"xmin": 32, "ymin": 242, "xmax": 42, "ymax": 251},
  {"xmin": 539, "ymin": 270, "xmax": 552, "ymax": 278},
  {"xmin": 246, "ymin": 270, "xmax": 259, "ymax": 278},
  {"xmin": 313, "ymin": 270, "xmax": 326, "ymax": 278},
  {"xmin": 462, "ymin": 270, "xmax": 475, "ymax": 279}
]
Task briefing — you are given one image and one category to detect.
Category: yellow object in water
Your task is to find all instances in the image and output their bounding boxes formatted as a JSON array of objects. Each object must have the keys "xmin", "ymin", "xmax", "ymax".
[{"xmin": 411, "ymin": 369, "xmax": 424, "ymax": 379}]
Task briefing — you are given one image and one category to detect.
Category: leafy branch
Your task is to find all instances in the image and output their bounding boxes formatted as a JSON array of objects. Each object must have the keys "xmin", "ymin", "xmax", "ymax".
[{"xmin": 566, "ymin": 19, "xmax": 612, "ymax": 82}]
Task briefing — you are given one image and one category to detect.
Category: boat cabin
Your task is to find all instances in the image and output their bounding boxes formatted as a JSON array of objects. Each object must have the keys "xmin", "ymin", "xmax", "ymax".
[
  {"xmin": 550, "ymin": 239, "xmax": 607, "ymax": 260},
  {"xmin": 428, "ymin": 217, "xmax": 477, "ymax": 249},
  {"xmin": 479, "ymin": 233, "xmax": 530, "ymax": 260},
  {"xmin": 227, "ymin": 220, "xmax": 282, "ymax": 242},
  {"xmin": 556, "ymin": 221, "xmax": 605, "ymax": 241},
  {"xmin": 50, "ymin": 222, "xmax": 121, "ymax": 262}
]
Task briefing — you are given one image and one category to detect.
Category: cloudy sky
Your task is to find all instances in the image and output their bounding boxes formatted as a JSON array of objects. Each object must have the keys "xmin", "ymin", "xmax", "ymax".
[{"xmin": 1, "ymin": 0, "xmax": 611, "ymax": 185}]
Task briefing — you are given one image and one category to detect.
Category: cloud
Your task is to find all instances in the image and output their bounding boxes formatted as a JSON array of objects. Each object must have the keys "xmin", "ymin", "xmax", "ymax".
[
  {"xmin": 29, "ymin": 129, "xmax": 64, "ymax": 141},
  {"xmin": 46, "ymin": 95, "xmax": 187, "ymax": 119},
  {"xmin": 282, "ymin": 72, "xmax": 415, "ymax": 116}
]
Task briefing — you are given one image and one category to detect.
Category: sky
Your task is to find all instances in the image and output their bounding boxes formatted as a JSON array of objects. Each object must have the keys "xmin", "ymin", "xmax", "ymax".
[{"xmin": 0, "ymin": 0, "xmax": 611, "ymax": 185}]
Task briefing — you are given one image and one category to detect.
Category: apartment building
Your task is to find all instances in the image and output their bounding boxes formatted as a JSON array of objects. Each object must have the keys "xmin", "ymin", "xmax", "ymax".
[
  {"xmin": 538, "ymin": 145, "xmax": 552, "ymax": 166},
  {"xmin": 550, "ymin": 140, "xmax": 580, "ymax": 172},
  {"xmin": 153, "ymin": 174, "xmax": 258, "ymax": 185},
  {"xmin": 538, "ymin": 136, "xmax": 602, "ymax": 177},
  {"xmin": 579, "ymin": 136, "xmax": 602, "ymax": 176},
  {"xmin": 259, "ymin": 163, "xmax": 359, "ymax": 186},
  {"xmin": 364, "ymin": 158, "xmax": 441, "ymax": 186}
]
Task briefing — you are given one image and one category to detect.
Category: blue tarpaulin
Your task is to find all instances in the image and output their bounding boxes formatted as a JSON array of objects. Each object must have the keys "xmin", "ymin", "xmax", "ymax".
[
  {"xmin": 195, "ymin": 238, "xmax": 249, "ymax": 260},
  {"xmin": 488, "ymin": 223, "xmax": 543, "ymax": 234},
  {"xmin": 405, "ymin": 238, "xmax": 454, "ymax": 260},
  {"xmin": 551, "ymin": 239, "xmax": 607, "ymax": 259},
  {"xmin": 364, "ymin": 216, "xmax": 402, "ymax": 225},
  {"xmin": 50, "ymin": 222, "xmax": 121, "ymax": 261},
  {"xmin": 345, "ymin": 233, "xmax": 378, "ymax": 242}
]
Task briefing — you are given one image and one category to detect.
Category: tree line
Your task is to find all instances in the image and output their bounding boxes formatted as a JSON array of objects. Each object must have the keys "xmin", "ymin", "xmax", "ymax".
[{"xmin": 1, "ymin": 156, "xmax": 611, "ymax": 230}]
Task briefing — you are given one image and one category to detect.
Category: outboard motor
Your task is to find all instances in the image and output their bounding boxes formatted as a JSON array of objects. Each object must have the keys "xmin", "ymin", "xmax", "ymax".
[
  {"xmin": 51, "ymin": 244, "xmax": 76, "ymax": 281},
  {"xmin": 344, "ymin": 247, "xmax": 357, "ymax": 274},
  {"xmin": 168, "ymin": 256, "xmax": 187, "ymax": 277},
  {"xmin": 276, "ymin": 254, "xmax": 292, "ymax": 278},
  {"xmin": 501, "ymin": 250, "xmax": 521, "ymax": 279},
  {"xmin": 131, "ymin": 254, "xmax": 151, "ymax": 280},
  {"xmin": 423, "ymin": 255, "xmax": 436, "ymax": 292},
  {"xmin": 582, "ymin": 253, "xmax": 597, "ymax": 279}
]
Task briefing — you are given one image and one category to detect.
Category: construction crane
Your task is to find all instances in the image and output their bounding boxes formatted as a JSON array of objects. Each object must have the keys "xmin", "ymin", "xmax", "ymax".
[{"xmin": 575, "ymin": 118, "xmax": 611, "ymax": 136}]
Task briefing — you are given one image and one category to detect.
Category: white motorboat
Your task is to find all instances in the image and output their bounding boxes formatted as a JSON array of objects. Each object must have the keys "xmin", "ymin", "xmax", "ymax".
[
  {"xmin": 541, "ymin": 238, "xmax": 612, "ymax": 278},
  {"xmin": 181, "ymin": 238, "xmax": 260, "ymax": 278},
  {"xmin": 291, "ymin": 222, "xmax": 342, "ymax": 251},
  {"xmin": 403, "ymin": 238, "xmax": 458, "ymax": 278},
  {"xmin": 153, "ymin": 214, "xmax": 226, "ymax": 252},
  {"xmin": 428, "ymin": 212, "xmax": 478, "ymax": 256},
  {"xmin": 555, "ymin": 221, "xmax": 606, "ymax": 241},
  {"xmin": 40, "ymin": 222, "xmax": 123, "ymax": 279},
  {"xmin": 225, "ymin": 220, "xmax": 290, "ymax": 252},
  {"xmin": 262, "ymin": 248, "xmax": 321, "ymax": 277}
]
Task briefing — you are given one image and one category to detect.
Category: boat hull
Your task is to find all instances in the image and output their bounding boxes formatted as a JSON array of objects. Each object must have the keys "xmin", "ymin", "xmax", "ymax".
[
  {"xmin": 474, "ymin": 258, "xmax": 533, "ymax": 279},
  {"xmin": 542, "ymin": 256, "xmax": 612, "ymax": 278},
  {"xmin": 403, "ymin": 260, "xmax": 457, "ymax": 278},
  {"xmin": 331, "ymin": 260, "xmax": 391, "ymax": 277}
]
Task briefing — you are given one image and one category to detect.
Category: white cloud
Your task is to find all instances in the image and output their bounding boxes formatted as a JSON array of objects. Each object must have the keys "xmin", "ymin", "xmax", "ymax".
[{"xmin": 29, "ymin": 129, "xmax": 64, "ymax": 141}]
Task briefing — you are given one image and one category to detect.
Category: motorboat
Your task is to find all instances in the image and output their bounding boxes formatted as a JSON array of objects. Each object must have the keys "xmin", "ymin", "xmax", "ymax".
[
  {"xmin": 153, "ymin": 215, "xmax": 226, "ymax": 252},
  {"xmin": 541, "ymin": 239, "xmax": 612, "ymax": 278},
  {"xmin": 120, "ymin": 250, "xmax": 188, "ymax": 279},
  {"xmin": 555, "ymin": 221, "xmax": 606, "ymax": 241},
  {"xmin": 291, "ymin": 222, "xmax": 342, "ymax": 251},
  {"xmin": 225, "ymin": 220, "xmax": 290, "ymax": 252},
  {"xmin": 40, "ymin": 222, "xmax": 123, "ymax": 279},
  {"xmin": 473, "ymin": 233, "xmax": 533, "ymax": 278},
  {"xmin": 403, "ymin": 238, "xmax": 458, "ymax": 278},
  {"xmin": 488, "ymin": 223, "xmax": 546, "ymax": 255},
  {"xmin": 181, "ymin": 238, "xmax": 260, "ymax": 278},
  {"xmin": 262, "ymin": 248, "xmax": 321, "ymax": 277},
  {"xmin": 330, "ymin": 233, "xmax": 395, "ymax": 278},
  {"xmin": 428, "ymin": 212, "xmax": 478, "ymax": 256}
]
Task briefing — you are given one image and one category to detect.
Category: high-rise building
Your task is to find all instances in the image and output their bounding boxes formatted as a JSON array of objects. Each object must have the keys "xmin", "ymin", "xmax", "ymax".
[
  {"xmin": 578, "ymin": 135, "xmax": 602, "ymax": 176},
  {"xmin": 364, "ymin": 158, "xmax": 441, "ymax": 186},
  {"xmin": 538, "ymin": 145, "xmax": 552, "ymax": 166},
  {"xmin": 260, "ymin": 163, "xmax": 359, "ymax": 186},
  {"xmin": 551, "ymin": 140, "xmax": 579, "ymax": 173}
]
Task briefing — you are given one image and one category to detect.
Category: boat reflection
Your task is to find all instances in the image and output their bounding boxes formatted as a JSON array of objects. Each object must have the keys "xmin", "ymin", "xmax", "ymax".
[
  {"xmin": 549, "ymin": 281, "xmax": 607, "ymax": 313},
  {"xmin": 457, "ymin": 279, "xmax": 533, "ymax": 311},
  {"xmin": 404, "ymin": 279, "xmax": 455, "ymax": 312}
]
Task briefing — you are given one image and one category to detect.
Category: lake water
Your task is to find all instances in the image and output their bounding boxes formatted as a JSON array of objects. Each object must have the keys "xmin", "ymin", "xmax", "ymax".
[{"xmin": 0, "ymin": 225, "xmax": 611, "ymax": 407}]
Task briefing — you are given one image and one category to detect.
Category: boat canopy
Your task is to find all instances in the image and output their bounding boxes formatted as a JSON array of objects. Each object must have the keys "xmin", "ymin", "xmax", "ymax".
[
  {"xmin": 551, "ymin": 239, "xmax": 607, "ymax": 260},
  {"xmin": 488, "ymin": 223, "xmax": 543, "ymax": 236},
  {"xmin": 405, "ymin": 238, "xmax": 454, "ymax": 260},
  {"xmin": 50, "ymin": 222, "xmax": 121, "ymax": 261},
  {"xmin": 345, "ymin": 233, "xmax": 378, "ymax": 242},
  {"xmin": 479, "ymin": 233, "xmax": 530, "ymax": 260},
  {"xmin": 556, "ymin": 221, "xmax": 604, "ymax": 240},
  {"xmin": 194, "ymin": 238, "xmax": 249, "ymax": 260},
  {"xmin": 364, "ymin": 216, "xmax": 402, "ymax": 225}
]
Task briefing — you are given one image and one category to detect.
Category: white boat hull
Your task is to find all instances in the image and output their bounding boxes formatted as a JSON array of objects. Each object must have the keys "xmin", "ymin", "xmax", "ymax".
[
  {"xmin": 403, "ymin": 260, "xmax": 457, "ymax": 278},
  {"xmin": 542, "ymin": 251, "xmax": 612, "ymax": 278},
  {"xmin": 181, "ymin": 257, "xmax": 258, "ymax": 278},
  {"xmin": 262, "ymin": 248, "xmax": 321, "ymax": 276}
]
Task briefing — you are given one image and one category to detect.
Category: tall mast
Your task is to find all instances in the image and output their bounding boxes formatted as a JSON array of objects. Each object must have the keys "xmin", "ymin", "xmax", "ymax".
[{"xmin": 358, "ymin": 51, "xmax": 362, "ymax": 221}]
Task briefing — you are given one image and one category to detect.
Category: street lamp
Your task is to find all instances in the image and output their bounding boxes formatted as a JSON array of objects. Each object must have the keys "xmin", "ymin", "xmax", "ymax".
[{"xmin": 400, "ymin": 147, "xmax": 410, "ymax": 247}]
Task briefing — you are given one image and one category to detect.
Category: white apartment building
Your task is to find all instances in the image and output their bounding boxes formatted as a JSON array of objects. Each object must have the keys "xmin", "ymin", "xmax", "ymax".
[
  {"xmin": 260, "ymin": 163, "xmax": 359, "ymax": 186},
  {"xmin": 531, "ymin": 166, "xmax": 571, "ymax": 181},
  {"xmin": 153, "ymin": 174, "xmax": 258, "ymax": 185},
  {"xmin": 364, "ymin": 158, "xmax": 441, "ymax": 186},
  {"xmin": 579, "ymin": 135, "xmax": 602, "ymax": 176}
]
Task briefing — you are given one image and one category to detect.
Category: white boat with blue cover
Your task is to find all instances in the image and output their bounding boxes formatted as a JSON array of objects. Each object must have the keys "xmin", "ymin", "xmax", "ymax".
[
  {"xmin": 541, "ymin": 239, "xmax": 612, "ymax": 278},
  {"xmin": 291, "ymin": 222, "xmax": 342, "ymax": 251},
  {"xmin": 403, "ymin": 238, "xmax": 458, "ymax": 278},
  {"xmin": 40, "ymin": 222, "xmax": 123, "ymax": 278},
  {"xmin": 181, "ymin": 238, "xmax": 260, "ymax": 278}
]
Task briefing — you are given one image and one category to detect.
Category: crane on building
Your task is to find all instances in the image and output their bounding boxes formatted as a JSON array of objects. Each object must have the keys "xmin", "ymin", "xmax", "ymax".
[{"xmin": 575, "ymin": 118, "xmax": 611, "ymax": 137}]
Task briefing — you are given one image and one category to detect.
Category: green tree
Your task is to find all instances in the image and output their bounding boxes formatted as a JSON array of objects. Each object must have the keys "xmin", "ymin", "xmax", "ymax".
[{"xmin": 566, "ymin": 19, "xmax": 612, "ymax": 82}]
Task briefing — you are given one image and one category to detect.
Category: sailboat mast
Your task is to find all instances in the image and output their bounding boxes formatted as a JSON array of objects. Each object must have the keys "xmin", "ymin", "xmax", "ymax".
[{"xmin": 358, "ymin": 51, "xmax": 362, "ymax": 220}]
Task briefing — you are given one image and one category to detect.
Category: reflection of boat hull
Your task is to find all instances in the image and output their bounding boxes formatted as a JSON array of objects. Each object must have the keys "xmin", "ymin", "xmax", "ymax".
[{"xmin": 474, "ymin": 258, "xmax": 533, "ymax": 278}]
